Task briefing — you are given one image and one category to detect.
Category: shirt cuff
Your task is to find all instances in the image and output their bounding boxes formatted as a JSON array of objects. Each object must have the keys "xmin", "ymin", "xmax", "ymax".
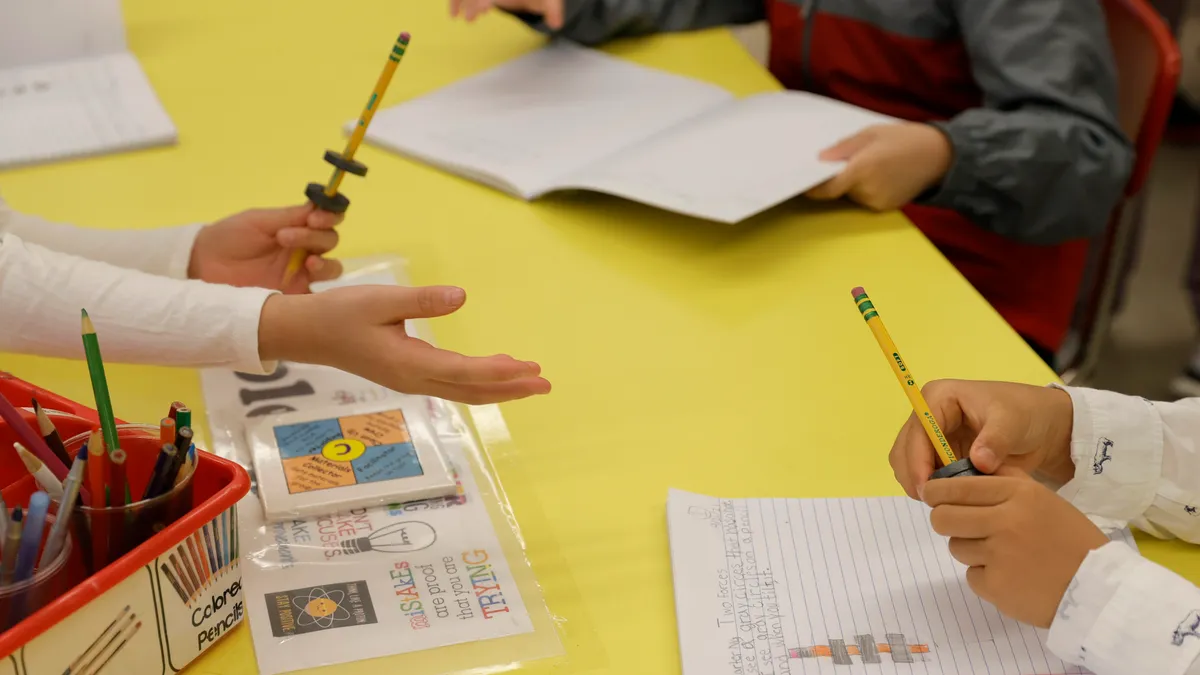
[
  {"xmin": 1054, "ymin": 385, "xmax": 1162, "ymax": 531},
  {"xmin": 163, "ymin": 223, "xmax": 205, "ymax": 280},
  {"xmin": 232, "ymin": 288, "xmax": 280, "ymax": 375},
  {"xmin": 1048, "ymin": 541, "xmax": 1200, "ymax": 675}
]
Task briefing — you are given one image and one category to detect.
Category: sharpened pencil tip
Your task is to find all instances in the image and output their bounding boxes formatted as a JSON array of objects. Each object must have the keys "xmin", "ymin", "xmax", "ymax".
[{"xmin": 81, "ymin": 310, "xmax": 95, "ymax": 334}]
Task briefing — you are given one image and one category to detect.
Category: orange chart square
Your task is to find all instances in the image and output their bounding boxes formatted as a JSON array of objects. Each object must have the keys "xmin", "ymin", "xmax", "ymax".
[
  {"xmin": 283, "ymin": 454, "xmax": 357, "ymax": 494},
  {"xmin": 339, "ymin": 410, "xmax": 410, "ymax": 447}
]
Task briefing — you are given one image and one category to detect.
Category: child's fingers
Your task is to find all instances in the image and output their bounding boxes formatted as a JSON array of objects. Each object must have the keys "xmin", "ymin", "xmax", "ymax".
[
  {"xmin": 819, "ymin": 128, "xmax": 876, "ymax": 161},
  {"xmin": 306, "ymin": 256, "xmax": 344, "ymax": 283},
  {"xmin": 450, "ymin": 0, "xmax": 462, "ymax": 17},
  {"xmin": 544, "ymin": 0, "xmax": 565, "ymax": 28},
  {"xmin": 924, "ymin": 475, "xmax": 1015, "ymax": 508},
  {"xmin": 806, "ymin": 166, "xmax": 857, "ymax": 201},
  {"xmin": 402, "ymin": 347, "xmax": 542, "ymax": 385},
  {"xmin": 306, "ymin": 209, "xmax": 344, "ymax": 230},
  {"xmin": 418, "ymin": 377, "xmax": 552, "ymax": 405},
  {"xmin": 278, "ymin": 227, "xmax": 339, "ymax": 254},
  {"xmin": 928, "ymin": 505, "xmax": 995, "ymax": 539},
  {"xmin": 947, "ymin": 537, "xmax": 989, "ymax": 567}
]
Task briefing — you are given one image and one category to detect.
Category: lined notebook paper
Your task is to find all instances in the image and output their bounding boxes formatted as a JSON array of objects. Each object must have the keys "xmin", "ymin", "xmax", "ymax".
[
  {"xmin": 0, "ymin": 0, "xmax": 176, "ymax": 169},
  {"xmin": 667, "ymin": 489, "xmax": 1137, "ymax": 675},
  {"xmin": 359, "ymin": 42, "xmax": 895, "ymax": 223}
]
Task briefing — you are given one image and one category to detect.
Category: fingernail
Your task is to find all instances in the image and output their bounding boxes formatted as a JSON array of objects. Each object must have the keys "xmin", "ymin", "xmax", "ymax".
[
  {"xmin": 445, "ymin": 288, "xmax": 465, "ymax": 307},
  {"xmin": 974, "ymin": 447, "xmax": 996, "ymax": 469}
]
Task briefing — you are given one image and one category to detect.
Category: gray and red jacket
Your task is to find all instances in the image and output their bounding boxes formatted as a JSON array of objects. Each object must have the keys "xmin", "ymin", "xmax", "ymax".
[{"xmin": 515, "ymin": 0, "xmax": 1134, "ymax": 352}]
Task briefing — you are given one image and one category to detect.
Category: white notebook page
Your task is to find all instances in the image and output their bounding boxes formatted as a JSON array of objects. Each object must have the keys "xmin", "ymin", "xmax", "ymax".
[
  {"xmin": 566, "ymin": 91, "xmax": 896, "ymax": 223},
  {"xmin": 667, "ymin": 489, "xmax": 1137, "ymax": 675},
  {"xmin": 360, "ymin": 41, "xmax": 733, "ymax": 197},
  {"xmin": 0, "ymin": 54, "xmax": 177, "ymax": 169},
  {"xmin": 0, "ymin": 0, "xmax": 127, "ymax": 68}
]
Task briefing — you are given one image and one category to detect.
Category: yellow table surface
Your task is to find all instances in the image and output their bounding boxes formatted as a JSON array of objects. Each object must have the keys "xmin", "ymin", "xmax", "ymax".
[{"xmin": 2, "ymin": 1, "xmax": 1197, "ymax": 673}]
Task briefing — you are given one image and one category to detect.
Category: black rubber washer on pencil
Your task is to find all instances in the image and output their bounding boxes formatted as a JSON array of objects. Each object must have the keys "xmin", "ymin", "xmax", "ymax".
[{"xmin": 930, "ymin": 457, "xmax": 985, "ymax": 479}]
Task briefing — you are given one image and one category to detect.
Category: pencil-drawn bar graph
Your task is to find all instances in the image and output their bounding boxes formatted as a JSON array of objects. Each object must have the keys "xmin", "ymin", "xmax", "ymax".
[
  {"xmin": 830, "ymin": 639, "xmax": 852, "ymax": 665},
  {"xmin": 789, "ymin": 633, "xmax": 929, "ymax": 665},
  {"xmin": 856, "ymin": 634, "xmax": 881, "ymax": 664},
  {"xmin": 888, "ymin": 633, "xmax": 914, "ymax": 663}
]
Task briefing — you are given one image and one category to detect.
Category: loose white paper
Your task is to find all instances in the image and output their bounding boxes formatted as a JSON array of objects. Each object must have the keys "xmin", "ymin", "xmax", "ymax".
[
  {"xmin": 0, "ymin": 0, "xmax": 176, "ymax": 169},
  {"xmin": 200, "ymin": 260, "xmax": 535, "ymax": 674},
  {"xmin": 666, "ymin": 490, "xmax": 1136, "ymax": 675}
]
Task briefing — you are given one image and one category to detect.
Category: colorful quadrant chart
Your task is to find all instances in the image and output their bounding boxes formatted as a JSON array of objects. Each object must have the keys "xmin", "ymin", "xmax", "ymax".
[{"xmin": 273, "ymin": 410, "xmax": 425, "ymax": 494}]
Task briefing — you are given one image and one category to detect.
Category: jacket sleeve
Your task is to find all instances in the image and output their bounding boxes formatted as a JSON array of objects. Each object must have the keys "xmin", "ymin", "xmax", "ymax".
[
  {"xmin": 921, "ymin": 0, "xmax": 1134, "ymax": 245},
  {"xmin": 1057, "ymin": 386, "xmax": 1200, "ymax": 544},
  {"xmin": 510, "ymin": 0, "xmax": 764, "ymax": 45}
]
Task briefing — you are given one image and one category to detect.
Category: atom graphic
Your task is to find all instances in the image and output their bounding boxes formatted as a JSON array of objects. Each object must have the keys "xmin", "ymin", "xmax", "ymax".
[{"xmin": 293, "ymin": 588, "xmax": 351, "ymax": 629}]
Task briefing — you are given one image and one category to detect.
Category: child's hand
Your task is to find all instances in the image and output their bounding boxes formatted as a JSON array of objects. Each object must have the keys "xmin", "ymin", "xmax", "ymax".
[
  {"xmin": 925, "ymin": 467, "xmax": 1109, "ymax": 628},
  {"xmin": 806, "ymin": 122, "xmax": 953, "ymax": 211},
  {"xmin": 259, "ymin": 285, "xmax": 551, "ymax": 404},
  {"xmin": 189, "ymin": 203, "xmax": 343, "ymax": 293},
  {"xmin": 889, "ymin": 380, "xmax": 1076, "ymax": 499},
  {"xmin": 450, "ymin": 0, "xmax": 564, "ymax": 28}
]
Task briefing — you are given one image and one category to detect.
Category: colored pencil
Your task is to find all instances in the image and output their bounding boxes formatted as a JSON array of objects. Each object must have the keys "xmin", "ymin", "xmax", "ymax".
[
  {"xmin": 175, "ymin": 408, "xmax": 191, "ymax": 431},
  {"xmin": 0, "ymin": 509, "xmax": 22, "ymax": 584},
  {"xmin": 185, "ymin": 536, "xmax": 207, "ymax": 586},
  {"xmin": 282, "ymin": 31, "xmax": 412, "ymax": 285},
  {"xmin": 202, "ymin": 523, "xmax": 218, "ymax": 575},
  {"xmin": 80, "ymin": 310, "xmax": 122, "ymax": 468},
  {"xmin": 175, "ymin": 444, "xmax": 197, "ymax": 488},
  {"xmin": 109, "ymin": 448, "xmax": 128, "ymax": 508},
  {"xmin": 32, "ymin": 399, "xmax": 71, "ymax": 467},
  {"xmin": 40, "ymin": 447, "xmax": 87, "ymax": 566},
  {"xmin": 159, "ymin": 417, "xmax": 175, "ymax": 448},
  {"xmin": 88, "ymin": 619, "xmax": 141, "ymax": 675},
  {"xmin": 14, "ymin": 492, "xmax": 49, "ymax": 583},
  {"xmin": 221, "ymin": 510, "xmax": 229, "ymax": 568},
  {"xmin": 80, "ymin": 613, "xmax": 136, "ymax": 675},
  {"xmin": 0, "ymin": 494, "xmax": 7, "ymax": 543},
  {"xmin": 169, "ymin": 554, "xmax": 195, "ymax": 597},
  {"xmin": 0, "ymin": 392, "xmax": 67, "ymax": 480},
  {"xmin": 65, "ymin": 605, "xmax": 130, "ymax": 675},
  {"xmin": 142, "ymin": 444, "xmax": 176, "ymax": 501},
  {"xmin": 212, "ymin": 518, "xmax": 225, "ymax": 573},
  {"xmin": 160, "ymin": 564, "xmax": 187, "ymax": 603},
  {"xmin": 86, "ymin": 431, "xmax": 106, "ymax": 507},
  {"xmin": 14, "ymin": 443, "xmax": 63, "ymax": 500},
  {"xmin": 193, "ymin": 532, "xmax": 211, "ymax": 582},
  {"xmin": 177, "ymin": 544, "xmax": 201, "ymax": 592},
  {"xmin": 168, "ymin": 401, "xmax": 185, "ymax": 422},
  {"xmin": 851, "ymin": 287, "xmax": 956, "ymax": 468}
]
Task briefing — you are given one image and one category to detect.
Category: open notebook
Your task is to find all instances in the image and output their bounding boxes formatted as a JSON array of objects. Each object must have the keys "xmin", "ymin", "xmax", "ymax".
[
  {"xmin": 358, "ymin": 42, "xmax": 895, "ymax": 223},
  {"xmin": 667, "ymin": 489, "xmax": 1137, "ymax": 675},
  {"xmin": 0, "ymin": 0, "xmax": 177, "ymax": 169}
]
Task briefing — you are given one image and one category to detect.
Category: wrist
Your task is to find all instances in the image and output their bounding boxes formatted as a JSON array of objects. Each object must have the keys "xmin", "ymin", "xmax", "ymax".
[
  {"xmin": 1040, "ymin": 387, "xmax": 1076, "ymax": 484},
  {"xmin": 921, "ymin": 123, "xmax": 954, "ymax": 190},
  {"xmin": 258, "ymin": 293, "xmax": 320, "ymax": 363}
]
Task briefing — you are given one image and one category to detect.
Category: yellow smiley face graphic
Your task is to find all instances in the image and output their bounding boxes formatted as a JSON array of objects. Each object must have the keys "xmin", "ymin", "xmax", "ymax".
[
  {"xmin": 321, "ymin": 439, "xmax": 366, "ymax": 462},
  {"xmin": 305, "ymin": 597, "xmax": 340, "ymax": 618}
]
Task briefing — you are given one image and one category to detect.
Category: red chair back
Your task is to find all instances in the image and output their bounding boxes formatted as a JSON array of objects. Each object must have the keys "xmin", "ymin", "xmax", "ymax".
[{"xmin": 1060, "ymin": 0, "xmax": 1180, "ymax": 379}]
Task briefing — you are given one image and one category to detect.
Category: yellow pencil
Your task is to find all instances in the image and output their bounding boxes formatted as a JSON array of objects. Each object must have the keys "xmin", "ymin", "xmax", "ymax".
[
  {"xmin": 282, "ymin": 31, "xmax": 412, "ymax": 286},
  {"xmin": 851, "ymin": 287, "xmax": 956, "ymax": 468}
]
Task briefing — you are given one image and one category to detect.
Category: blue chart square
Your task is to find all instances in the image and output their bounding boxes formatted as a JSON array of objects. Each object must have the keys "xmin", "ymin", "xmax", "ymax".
[
  {"xmin": 351, "ymin": 443, "xmax": 424, "ymax": 484},
  {"xmin": 274, "ymin": 418, "xmax": 345, "ymax": 459}
]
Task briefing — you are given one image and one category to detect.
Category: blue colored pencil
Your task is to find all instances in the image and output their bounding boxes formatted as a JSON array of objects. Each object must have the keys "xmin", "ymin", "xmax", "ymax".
[
  {"xmin": 14, "ymin": 492, "xmax": 49, "ymax": 583},
  {"xmin": 202, "ymin": 523, "xmax": 218, "ymax": 575}
]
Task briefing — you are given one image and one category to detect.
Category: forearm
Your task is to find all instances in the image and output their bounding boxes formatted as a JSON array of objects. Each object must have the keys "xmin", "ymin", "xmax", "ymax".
[
  {"xmin": 1048, "ymin": 541, "xmax": 1200, "ymax": 675},
  {"xmin": 514, "ymin": 0, "xmax": 764, "ymax": 45},
  {"xmin": 1057, "ymin": 386, "xmax": 1200, "ymax": 544},
  {"xmin": 923, "ymin": 108, "xmax": 1132, "ymax": 244},
  {"xmin": 1, "ymin": 199, "xmax": 201, "ymax": 279},
  {"xmin": 0, "ymin": 233, "xmax": 273, "ymax": 373}
]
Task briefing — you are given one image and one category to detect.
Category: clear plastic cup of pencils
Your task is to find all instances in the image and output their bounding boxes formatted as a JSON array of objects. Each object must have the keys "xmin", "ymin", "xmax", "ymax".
[
  {"xmin": 0, "ymin": 513, "xmax": 76, "ymax": 631},
  {"xmin": 64, "ymin": 425, "xmax": 196, "ymax": 573}
]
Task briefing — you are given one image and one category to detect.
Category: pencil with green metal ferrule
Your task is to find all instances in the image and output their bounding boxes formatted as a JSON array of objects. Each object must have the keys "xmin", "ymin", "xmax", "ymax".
[{"xmin": 80, "ymin": 310, "xmax": 121, "ymax": 460}]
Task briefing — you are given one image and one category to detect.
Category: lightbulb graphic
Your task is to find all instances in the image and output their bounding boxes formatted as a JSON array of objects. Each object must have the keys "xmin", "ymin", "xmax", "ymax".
[{"xmin": 340, "ymin": 521, "xmax": 437, "ymax": 555}]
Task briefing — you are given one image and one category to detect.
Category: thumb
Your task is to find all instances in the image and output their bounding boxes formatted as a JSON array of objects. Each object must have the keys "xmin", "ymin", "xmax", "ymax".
[
  {"xmin": 374, "ymin": 285, "xmax": 468, "ymax": 322},
  {"xmin": 819, "ymin": 129, "xmax": 875, "ymax": 161},
  {"xmin": 967, "ymin": 405, "xmax": 1025, "ymax": 474}
]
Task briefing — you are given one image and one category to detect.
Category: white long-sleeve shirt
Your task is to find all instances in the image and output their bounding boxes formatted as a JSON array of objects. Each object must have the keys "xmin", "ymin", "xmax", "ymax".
[
  {"xmin": 1050, "ymin": 387, "xmax": 1200, "ymax": 675},
  {"xmin": 0, "ymin": 196, "xmax": 274, "ymax": 373}
]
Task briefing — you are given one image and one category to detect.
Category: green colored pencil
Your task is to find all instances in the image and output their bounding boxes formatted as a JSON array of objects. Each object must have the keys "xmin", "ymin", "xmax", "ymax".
[{"xmin": 81, "ymin": 310, "xmax": 121, "ymax": 457}]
